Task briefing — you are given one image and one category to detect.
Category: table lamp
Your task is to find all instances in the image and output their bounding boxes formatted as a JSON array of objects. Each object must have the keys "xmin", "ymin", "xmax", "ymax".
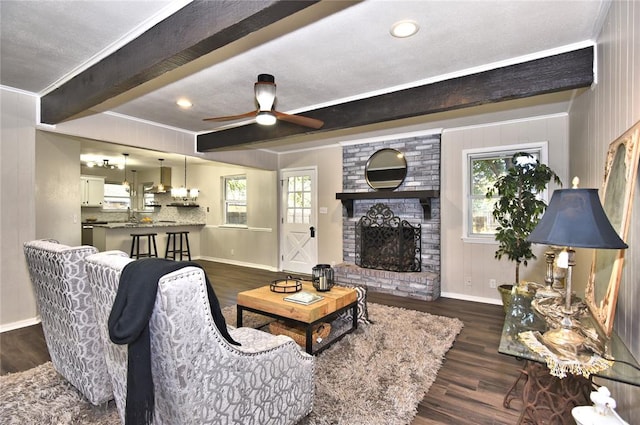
[{"xmin": 526, "ymin": 177, "xmax": 628, "ymax": 349}]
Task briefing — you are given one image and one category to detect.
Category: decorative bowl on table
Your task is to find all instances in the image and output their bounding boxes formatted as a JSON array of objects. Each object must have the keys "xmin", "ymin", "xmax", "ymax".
[{"xmin": 270, "ymin": 277, "xmax": 302, "ymax": 293}]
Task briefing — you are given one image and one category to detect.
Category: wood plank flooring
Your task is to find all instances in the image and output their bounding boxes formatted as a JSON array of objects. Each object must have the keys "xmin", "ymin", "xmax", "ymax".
[{"xmin": 0, "ymin": 260, "xmax": 524, "ymax": 424}]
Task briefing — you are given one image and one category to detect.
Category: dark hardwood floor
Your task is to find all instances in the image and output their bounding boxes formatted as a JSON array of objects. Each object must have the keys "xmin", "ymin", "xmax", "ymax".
[{"xmin": 0, "ymin": 260, "xmax": 524, "ymax": 424}]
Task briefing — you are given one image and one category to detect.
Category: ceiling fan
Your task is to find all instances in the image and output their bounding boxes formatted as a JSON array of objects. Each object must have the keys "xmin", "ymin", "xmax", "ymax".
[{"xmin": 203, "ymin": 74, "xmax": 324, "ymax": 129}]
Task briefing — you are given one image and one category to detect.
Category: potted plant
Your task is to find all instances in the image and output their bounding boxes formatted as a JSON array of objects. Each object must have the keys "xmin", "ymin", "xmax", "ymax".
[{"xmin": 486, "ymin": 152, "xmax": 561, "ymax": 305}]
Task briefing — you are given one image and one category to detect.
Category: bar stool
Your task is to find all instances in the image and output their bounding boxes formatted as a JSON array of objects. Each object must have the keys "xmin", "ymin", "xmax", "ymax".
[
  {"xmin": 165, "ymin": 231, "xmax": 191, "ymax": 261},
  {"xmin": 130, "ymin": 233, "xmax": 158, "ymax": 259}
]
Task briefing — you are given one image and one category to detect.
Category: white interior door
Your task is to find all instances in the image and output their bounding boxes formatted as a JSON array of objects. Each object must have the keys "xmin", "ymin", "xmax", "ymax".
[{"xmin": 280, "ymin": 168, "xmax": 317, "ymax": 274}]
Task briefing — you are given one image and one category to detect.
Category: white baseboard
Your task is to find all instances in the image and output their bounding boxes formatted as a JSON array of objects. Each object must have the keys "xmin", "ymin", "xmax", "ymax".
[
  {"xmin": 440, "ymin": 292, "xmax": 503, "ymax": 305},
  {"xmin": 0, "ymin": 316, "xmax": 41, "ymax": 333},
  {"xmin": 198, "ymin": 256, "xmax": 279, "ymax": 272}
]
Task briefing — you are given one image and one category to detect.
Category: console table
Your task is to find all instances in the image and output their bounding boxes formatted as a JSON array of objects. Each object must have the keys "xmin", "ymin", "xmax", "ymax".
[{"xmin": 498, "ymin": 292, "xmax": 640, "ymax": 424}]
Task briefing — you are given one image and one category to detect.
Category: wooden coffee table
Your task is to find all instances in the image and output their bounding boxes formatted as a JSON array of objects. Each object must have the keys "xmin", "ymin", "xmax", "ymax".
[{"xmin": 237, "ymin": 282, "xmax": 358, "ymax": 354}]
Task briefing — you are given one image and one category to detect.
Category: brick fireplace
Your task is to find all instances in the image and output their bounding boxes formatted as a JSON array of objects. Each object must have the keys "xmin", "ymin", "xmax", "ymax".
[{"xmin": 335, "ymin": 134, "xmax": 441, "ymax": 300}]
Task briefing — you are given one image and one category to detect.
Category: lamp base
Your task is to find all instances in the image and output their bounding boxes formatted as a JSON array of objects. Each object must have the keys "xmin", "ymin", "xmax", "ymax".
[{"xmin": 542, "ymin": 326, "xmax": 586, "ymax": 359}]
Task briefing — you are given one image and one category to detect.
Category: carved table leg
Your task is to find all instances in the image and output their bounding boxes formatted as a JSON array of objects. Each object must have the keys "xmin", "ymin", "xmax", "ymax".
[
  {"xmin": 515, "ymin": 360, "xmax": 591, "ymax": 424},
  {"xmin": 504, "ymin": 367, "xmax": 528, "ymax": 409}
]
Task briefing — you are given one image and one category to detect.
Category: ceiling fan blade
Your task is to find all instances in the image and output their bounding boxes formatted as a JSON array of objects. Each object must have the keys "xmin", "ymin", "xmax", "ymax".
[
  {"xmin": 273, "ymin": 110, "xmax": 324, "ymax": 129},
  {"xmin": 203, "ymin": 110, "xmax": 258, "ymax": 122}
]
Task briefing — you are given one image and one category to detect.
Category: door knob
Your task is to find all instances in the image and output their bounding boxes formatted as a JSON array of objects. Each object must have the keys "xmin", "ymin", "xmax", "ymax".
[{"xmin": 310, "ymin": 226, "xmax": 315, "ymax": 237}]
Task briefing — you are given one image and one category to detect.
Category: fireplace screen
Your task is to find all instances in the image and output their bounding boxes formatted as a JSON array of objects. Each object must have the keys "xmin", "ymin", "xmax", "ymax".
[{"xmin": 356, "ymin": 203, "xmax": 421, "ymax": 272}]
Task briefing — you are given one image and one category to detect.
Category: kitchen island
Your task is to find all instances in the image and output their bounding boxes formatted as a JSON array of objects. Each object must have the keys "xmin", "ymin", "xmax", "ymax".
[{"xmin": 91, "ymin": 221, "xmax": 205, "ymax": 258}]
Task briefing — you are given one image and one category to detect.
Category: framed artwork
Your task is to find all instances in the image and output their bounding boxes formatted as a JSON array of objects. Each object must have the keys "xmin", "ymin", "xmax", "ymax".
[{"xmin": 585, "ymin": 120, "xmax": 640, "ymax": 337}]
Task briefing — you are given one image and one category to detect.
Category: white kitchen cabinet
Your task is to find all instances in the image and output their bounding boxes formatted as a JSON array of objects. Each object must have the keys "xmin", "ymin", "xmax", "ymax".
[{"xmin": 81, "ymin": 175, "xmax": 105, "ymax": 207}]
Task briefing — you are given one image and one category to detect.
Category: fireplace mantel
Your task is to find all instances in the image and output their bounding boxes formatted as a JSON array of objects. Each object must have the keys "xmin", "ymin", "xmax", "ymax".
[{"xmin": 336, "ymin": 190, "xmax": 439, "ymax": 219}]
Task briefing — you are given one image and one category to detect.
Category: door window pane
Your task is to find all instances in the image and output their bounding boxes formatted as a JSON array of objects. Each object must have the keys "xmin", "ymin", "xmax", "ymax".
[{"xmin": 286, "ymin": 175, "xmax": 311, "ymax": 224}]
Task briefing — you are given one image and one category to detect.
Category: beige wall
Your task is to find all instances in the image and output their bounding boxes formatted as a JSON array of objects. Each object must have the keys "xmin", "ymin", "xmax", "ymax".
[
  {"xmin": 441, "ymin": 115, "xmax": 569, "ymax": 303},
  {"xmin": 568, "ymin": 0, "xmax": 640, "ymax": 420},
  {"xmin": 278, "ymin": 145, "xmax": 344, "ymax": 266},
  {"xmin": 1, "ymin": 89, "xmax": 38, "ymax": 330},
  {"xmin": 195, "ymin": 163, "xmax": 279, "ymax": 269},
  {"xmin": 35, "ymin": 131, "xmax": 82, "ymax": 245}
]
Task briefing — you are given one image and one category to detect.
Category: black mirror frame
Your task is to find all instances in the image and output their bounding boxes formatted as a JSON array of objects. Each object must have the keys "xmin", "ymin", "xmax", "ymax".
[{"xmin": 365, "ymin": 148, "xmax": 408, "ymax": 191}]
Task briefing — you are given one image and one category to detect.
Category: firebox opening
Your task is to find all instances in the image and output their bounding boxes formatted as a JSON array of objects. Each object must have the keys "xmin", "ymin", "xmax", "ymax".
[{"xmin": 355, "ymin": 203, "xmax": 421, "ymax": 272}]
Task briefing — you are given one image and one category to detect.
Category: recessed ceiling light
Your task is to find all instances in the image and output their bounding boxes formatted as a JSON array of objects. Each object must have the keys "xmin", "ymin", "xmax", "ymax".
[
  {"xmin": 176, "ymin": 98, "xmax": 193, "ymax": 108},
  {"xmin": 390, "ymin": 20, "xmax": 419, "ymax": 38}
]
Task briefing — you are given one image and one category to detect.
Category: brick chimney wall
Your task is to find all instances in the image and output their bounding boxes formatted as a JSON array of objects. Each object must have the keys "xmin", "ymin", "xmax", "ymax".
[{"xmin": 337, "ymin": 134, "xmax": 441, "ymax": 300}]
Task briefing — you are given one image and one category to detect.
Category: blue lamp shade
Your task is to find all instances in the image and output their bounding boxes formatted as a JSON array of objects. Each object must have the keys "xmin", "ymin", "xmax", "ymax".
[{"xmin": 527, "ymin": 188, "xmax": 628, "ymax": 249}]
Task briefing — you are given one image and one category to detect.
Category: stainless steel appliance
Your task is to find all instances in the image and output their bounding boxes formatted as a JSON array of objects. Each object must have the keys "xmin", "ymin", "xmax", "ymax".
[{"xmin": 81, "ymin": 221, "xmax": 106, "ymax": 246}]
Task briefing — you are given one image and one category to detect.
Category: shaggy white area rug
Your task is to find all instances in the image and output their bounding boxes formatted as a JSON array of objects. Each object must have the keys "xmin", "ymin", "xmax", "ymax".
[{"xmin": 0, "ymin": 303, "xmax": 463, "ymax": 425}]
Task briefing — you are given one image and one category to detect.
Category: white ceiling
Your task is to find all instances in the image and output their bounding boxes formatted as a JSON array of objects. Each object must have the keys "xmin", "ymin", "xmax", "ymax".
[{"xmin": 0, "ymin": 0, "xmax": 610, "ymax": 168}]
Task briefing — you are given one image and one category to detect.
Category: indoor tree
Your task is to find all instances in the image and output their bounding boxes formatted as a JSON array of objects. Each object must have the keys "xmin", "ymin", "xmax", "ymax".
[{"xmin": 486, "ymin": 152, "xmax": 561, "ymax": 284}]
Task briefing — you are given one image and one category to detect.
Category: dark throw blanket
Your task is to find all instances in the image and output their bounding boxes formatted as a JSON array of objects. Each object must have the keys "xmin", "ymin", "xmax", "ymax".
[{"xmin": 108, "ymin": 258, "xmax": 239, "ymax": 425}]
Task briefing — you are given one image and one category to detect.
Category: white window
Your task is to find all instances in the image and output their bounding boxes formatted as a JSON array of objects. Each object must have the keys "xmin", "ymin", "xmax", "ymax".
[
  {"xmin": 463, "ymin": 142, "xmax": 548, "ymax": 242},
  {"xmin": 103, "ymin": 183, "xmax": 131, "ymax": 210},
  {"xmin": 224, "ymin": 175, "xmax": 247, "ymax": 225}
]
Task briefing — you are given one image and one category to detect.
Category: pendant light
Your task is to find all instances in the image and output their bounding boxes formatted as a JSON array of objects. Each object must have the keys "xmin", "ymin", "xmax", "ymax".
[
  {"xmin": 157, "ymin": 159, "xmax": 165, "ymax": 193},
  {"xmin": 122, "ymin": 153, "xmax": 130, "ymax": 191},
  {"xmin": 171, "ymin": 156, "xmax": 198, "ymax": 203},
  {"xmin": 130, "ymin": 169, "xmax": 137, "ymax": 197}
]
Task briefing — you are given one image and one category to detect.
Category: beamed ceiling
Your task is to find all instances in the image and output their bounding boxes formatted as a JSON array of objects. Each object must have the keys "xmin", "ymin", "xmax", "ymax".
[{"xmin": 1, "ymin": 1, "xmax": 607, "ymax": 154}]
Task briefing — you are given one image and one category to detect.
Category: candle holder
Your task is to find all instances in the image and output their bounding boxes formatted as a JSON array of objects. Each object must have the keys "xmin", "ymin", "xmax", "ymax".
[
  {"xmin": 312, "ymin": 264, "xmax": 334, "ymax": 292},
  {"xmin": 536, "ymin": 250, "xmax": 562, "ymax": 298}
]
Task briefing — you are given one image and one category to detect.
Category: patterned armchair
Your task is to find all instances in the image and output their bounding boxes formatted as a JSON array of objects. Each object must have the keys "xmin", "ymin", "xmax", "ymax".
[
  {"xmin": 22, "ymin": 239, "xmax": 113, "ymax": 405},
  {"xmin": 84, "ymin": 251, "xmax": 315, "ymax": 425}
]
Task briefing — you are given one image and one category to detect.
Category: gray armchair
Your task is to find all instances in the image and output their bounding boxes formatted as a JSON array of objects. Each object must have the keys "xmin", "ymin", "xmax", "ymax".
[
  {"xmin": 84, "ymin": 251, "xmax": 315, "ymax": 425},
  {"xmin": 22, "ymin": 239, "xmax": 113, "ymax": 405}
]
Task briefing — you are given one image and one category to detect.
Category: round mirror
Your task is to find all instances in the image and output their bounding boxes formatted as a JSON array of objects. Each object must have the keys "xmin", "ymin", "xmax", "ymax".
[{"xmin": 365, "ymin": 148, "xmax": 408, "ymax": 191}]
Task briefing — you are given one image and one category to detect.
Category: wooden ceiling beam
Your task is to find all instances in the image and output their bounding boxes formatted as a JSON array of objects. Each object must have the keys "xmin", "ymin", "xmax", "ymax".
[
  {"xmin": 40, "ymin": 0, "xmax": 321, "ymax": 124},
  {"xmin": 197, "ymin": 46, "xmax": 593, "ymax": 151}
]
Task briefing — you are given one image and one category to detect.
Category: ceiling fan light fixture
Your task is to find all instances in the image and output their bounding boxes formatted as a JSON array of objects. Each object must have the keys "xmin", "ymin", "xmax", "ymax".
[
  {"xmin": 255, "ymin": 74, "xmax": 276, "ymax": 111},
  {"xmin": 390, "ymin": 20, "xmax": 419, "ymax": 38},
  {"xmin": 202, "ymin": 73, "xmax": 323, "ymax": 129},
  {"xmin": 256, "ymin": 111, "xmax": 277, "ymax": 126}
]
